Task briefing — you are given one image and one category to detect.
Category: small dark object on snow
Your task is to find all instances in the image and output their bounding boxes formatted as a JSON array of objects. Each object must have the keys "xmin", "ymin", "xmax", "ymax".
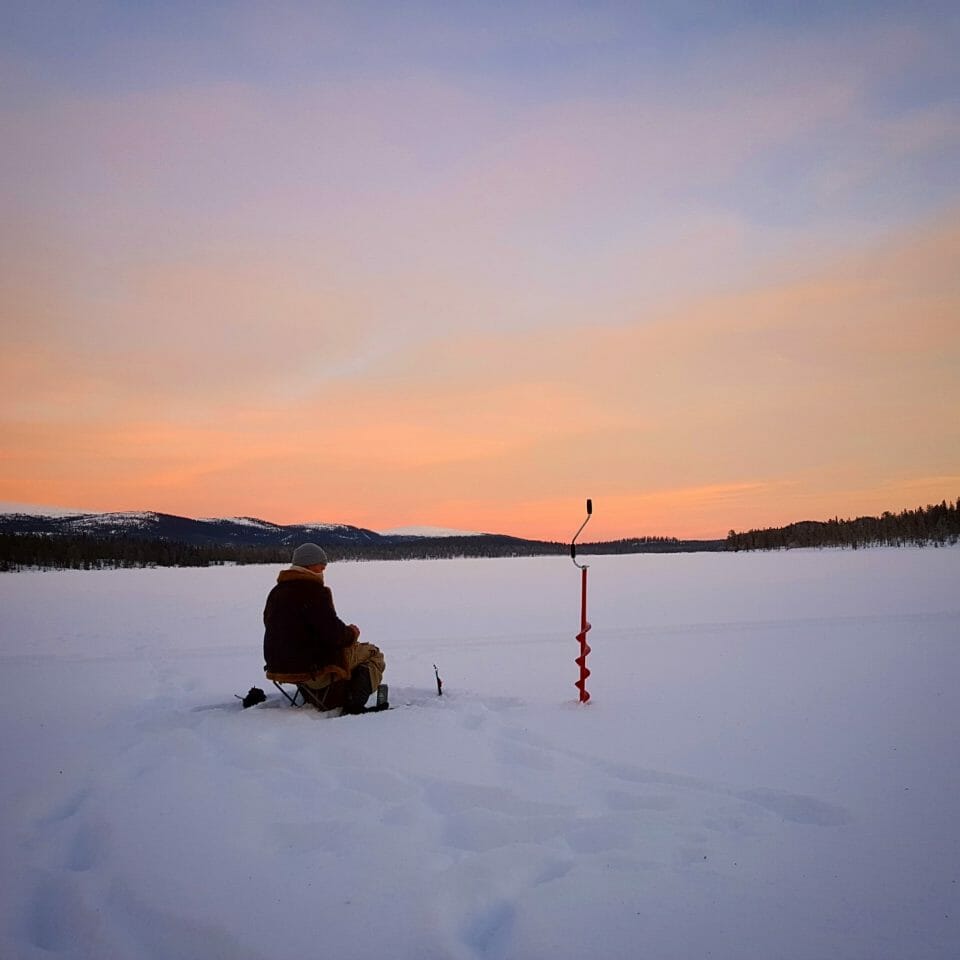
[{"xmin": 239, "ymin": 686, "xmax": 266, "ymax": 708}]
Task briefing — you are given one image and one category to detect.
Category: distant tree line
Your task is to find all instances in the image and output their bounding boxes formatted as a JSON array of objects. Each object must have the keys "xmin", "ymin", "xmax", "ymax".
[
  {"xmin": 330, "ymin": 536, "xmax": 569, "ymax": 562},
  {"xmin": 0, "ymin": 530, "xmax": 728, "ymax": 572},
  {"xmin": 0, "ymin": 534, "xmax": 263, "ymax": 571},
  {"xmin": 0, "ymin": 533, "xmax": 572, "ymax": 571},
  {"xmin": 579, "ymin": 536, "xmax": 724, "ymax": 555},
  {"xmin": 726, "ymin": 499, "xmax": 960, "ymax": 551}
]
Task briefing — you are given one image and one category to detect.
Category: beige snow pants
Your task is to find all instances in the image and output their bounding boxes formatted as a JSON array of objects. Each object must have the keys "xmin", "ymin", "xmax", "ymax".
[{"xmin": 302, "ymin": 642, "xmax": 385, "ymax": 691}]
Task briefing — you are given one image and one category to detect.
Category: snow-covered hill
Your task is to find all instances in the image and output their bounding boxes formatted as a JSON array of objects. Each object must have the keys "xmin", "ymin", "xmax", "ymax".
[{"xmin": 0, "ymin": 508, "xmax": 387, "ymax": 549}]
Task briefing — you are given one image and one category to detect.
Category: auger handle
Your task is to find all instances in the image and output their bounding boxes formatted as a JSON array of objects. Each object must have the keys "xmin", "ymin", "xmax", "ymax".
[{"xmin": 571, "ymin": 498, "xmax": 593, "ymax": 568}]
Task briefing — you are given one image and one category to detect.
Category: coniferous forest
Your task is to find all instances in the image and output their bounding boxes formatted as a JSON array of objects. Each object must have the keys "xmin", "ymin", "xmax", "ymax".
[
  {"xmin": 725, "ymin": 499, "xmax": 960, "ymax": 551},
  {"xmin": 0, "ymin": 534, "xmax": 563, "ymax": 572}
]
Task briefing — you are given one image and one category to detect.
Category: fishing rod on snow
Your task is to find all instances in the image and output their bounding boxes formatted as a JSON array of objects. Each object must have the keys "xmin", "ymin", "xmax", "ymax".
[{"xmin": 570, "ymin": 498, "xmax": 593, "ymax": 703}]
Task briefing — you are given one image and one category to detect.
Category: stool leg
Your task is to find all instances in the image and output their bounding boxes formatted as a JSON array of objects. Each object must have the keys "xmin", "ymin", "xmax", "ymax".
[
  {"xmin": 272, "ymin": 681, "xmax": 299, "ymax": 707},
  {"xmin": 299, "ymin": 685, "xmax": 329, "ymax": 710}
]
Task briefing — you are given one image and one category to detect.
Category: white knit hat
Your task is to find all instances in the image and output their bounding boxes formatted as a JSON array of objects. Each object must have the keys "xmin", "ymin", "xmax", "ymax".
[{"xmin": 291, "ymin": 542, "xmax": 328, "ymax": 567}]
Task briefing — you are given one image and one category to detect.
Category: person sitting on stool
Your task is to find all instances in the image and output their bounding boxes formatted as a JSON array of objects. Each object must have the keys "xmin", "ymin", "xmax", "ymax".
[{"xmin": 263, "ymin": 542, "xmax": 385, "ymax": 713}]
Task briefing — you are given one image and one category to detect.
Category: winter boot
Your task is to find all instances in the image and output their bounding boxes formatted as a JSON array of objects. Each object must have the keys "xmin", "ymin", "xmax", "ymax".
[{"xmin": 342, "ymin": 665, "xmax": 374, "ymax": 715}]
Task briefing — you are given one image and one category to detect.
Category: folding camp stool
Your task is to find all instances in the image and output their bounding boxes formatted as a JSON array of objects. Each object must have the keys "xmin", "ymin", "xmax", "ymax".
[{"xmin": 264, "ymin": 666, "xmax": 349, "ymax": 710}]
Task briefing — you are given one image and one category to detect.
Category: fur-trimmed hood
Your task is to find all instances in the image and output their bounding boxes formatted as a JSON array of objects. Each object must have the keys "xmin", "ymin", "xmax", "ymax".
[{"xmin": 277, "ymin": 566, "xmax": 325, "ymax": 585}]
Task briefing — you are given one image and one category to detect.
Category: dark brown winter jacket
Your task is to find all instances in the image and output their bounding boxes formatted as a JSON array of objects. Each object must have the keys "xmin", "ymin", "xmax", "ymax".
[{"xmin": 263, "ymin": 568, "xmax": 356, "ymax": 674}]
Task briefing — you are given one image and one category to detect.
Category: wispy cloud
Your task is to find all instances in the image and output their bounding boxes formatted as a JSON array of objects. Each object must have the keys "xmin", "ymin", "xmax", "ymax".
[{"xmin": 1, "ymin": 3, "xmax": 958, "ymax": 536}]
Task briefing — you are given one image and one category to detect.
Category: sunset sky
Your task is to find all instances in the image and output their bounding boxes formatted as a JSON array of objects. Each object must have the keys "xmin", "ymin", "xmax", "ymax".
[{"xmin": 2, "ymin": 1, "xmax": 958, "ymax": 540}]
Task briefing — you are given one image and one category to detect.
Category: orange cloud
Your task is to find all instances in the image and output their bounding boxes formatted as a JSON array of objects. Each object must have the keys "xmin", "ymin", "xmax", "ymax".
[{"xmin": 2, "ymin": 205, "xmax": 957, "ymax": 538}]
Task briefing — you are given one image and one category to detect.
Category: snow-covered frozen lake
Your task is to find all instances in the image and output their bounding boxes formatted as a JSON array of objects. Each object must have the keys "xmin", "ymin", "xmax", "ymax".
[{"xmin": 1, "ymin": 548, "xmax": 958, "ymax": 959}]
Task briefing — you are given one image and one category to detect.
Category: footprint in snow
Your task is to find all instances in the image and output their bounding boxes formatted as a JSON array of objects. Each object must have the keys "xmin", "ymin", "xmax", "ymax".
[{"xmin": 736, "ymin": 787, "xmax": 852, "ymax": 826}]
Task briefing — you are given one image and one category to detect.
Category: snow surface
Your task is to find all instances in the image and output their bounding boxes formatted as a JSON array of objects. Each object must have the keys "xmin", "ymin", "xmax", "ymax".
[
  {"xmin": 66, "ymin": 511, "xmax": 160, "ymax": 529},
  {"xmin": 197, "ymin": 517, "xmax": 281, "ymax": 529},
  {"xmin": 298, "ymin": 522, "xmax": 360, "ymax": 532},
  {"xmin": 382, "ymin": 525, "xmax": 485, "ymax": 537},
  {"xmin": 1, "ymin": 548, "xmax": 958, "ymax": 959}
]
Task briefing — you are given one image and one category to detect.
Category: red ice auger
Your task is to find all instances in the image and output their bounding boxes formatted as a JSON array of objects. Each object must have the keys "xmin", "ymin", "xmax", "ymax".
[{"xmin": 570, "ymin": 498, "xmax": 593, "ymax": 703}]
